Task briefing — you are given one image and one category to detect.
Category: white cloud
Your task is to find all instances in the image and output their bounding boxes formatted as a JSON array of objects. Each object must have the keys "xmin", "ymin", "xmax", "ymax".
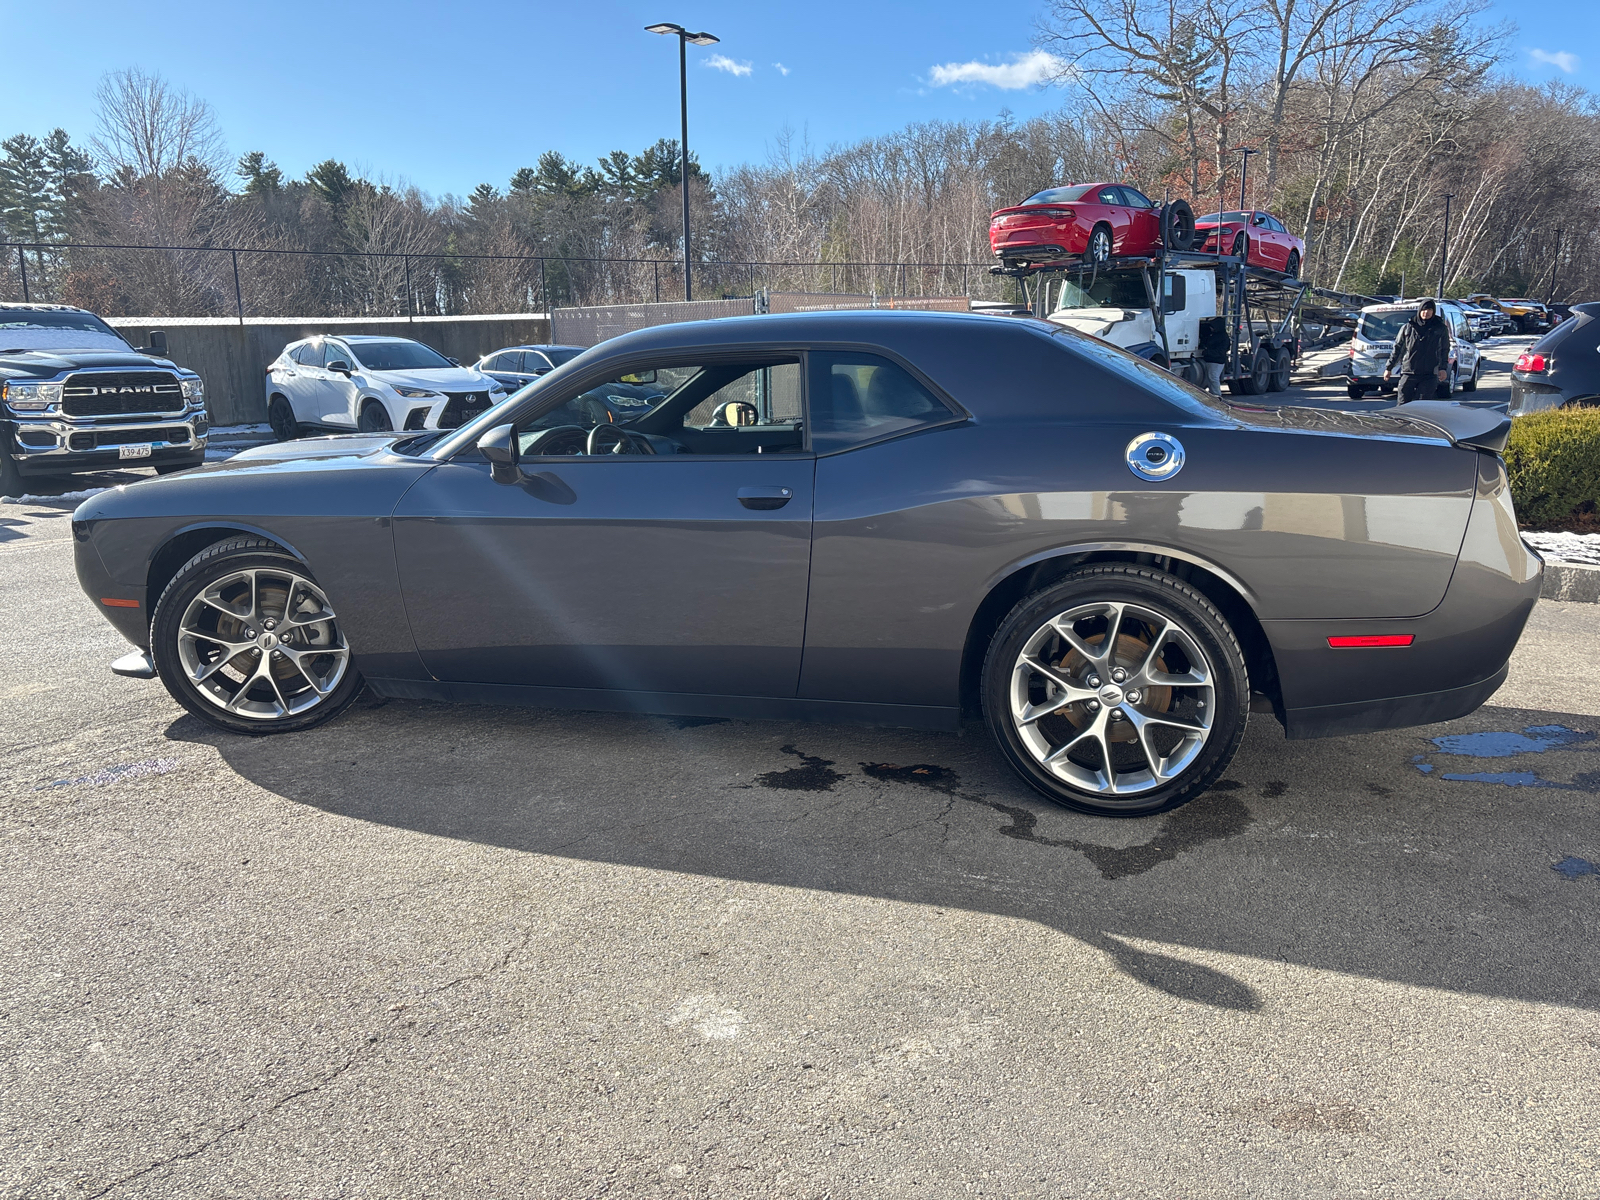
[
  {"xmin": 704, "ymin": 54, "xmax": 753, "ymax": 77},
  {"xmin": 928, "ymin": 49, "xmax": 1068, "ymax": 90},
  {"xmin": 1529, "ymin": 48, "xmax": 1579, "ymax": 73},
  {"xmin": 773, "ymin": 62, "xmax": 791, "ymax": 76}
]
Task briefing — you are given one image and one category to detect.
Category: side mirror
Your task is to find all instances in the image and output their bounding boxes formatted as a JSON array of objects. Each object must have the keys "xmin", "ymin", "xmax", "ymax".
[
  {"xmin": 478, "ymin": 423, "xmax": 521, "ymax": 485},
  {"xmin": 326, "ymin": 360, "xmax": 351, "ymax": 375},
  {"xmin": 448, "ymin": 357, "xmax": 461, "ymax": 366},
  {"xmin": 618, "ymin": 370, "xmax": 658, "ymax": 384},
  {"xmin": 534, "ymin": 367, "xmax": 551, "ymax": 376},
  {"xmin": 147, "ymin": 330, "xmax": 168, "ymax": 357}
]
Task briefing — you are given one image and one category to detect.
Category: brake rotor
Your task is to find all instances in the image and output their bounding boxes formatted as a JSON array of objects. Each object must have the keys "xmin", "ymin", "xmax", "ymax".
[{"xmin": 1057, "ymin": 630, "xmax": 1173, "ymax": 742}]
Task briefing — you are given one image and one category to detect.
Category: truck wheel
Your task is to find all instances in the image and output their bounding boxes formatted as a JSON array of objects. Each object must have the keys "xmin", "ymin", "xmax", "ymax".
[
  {"xmin": 0, "ymin": 448, "xmax": 22, "ymax": 498},
  {"xmin": 1230, "ymin": 348, "xmax": 1270, "ymax": 395},
  {"xmin": 1347, "ymin": 383, "xmax": 1369, "ymax": 400},
  {"xmin": 1160, "ymin": 199, "xmax": 1196, "ymax": 252},
  {"xmin": 982, "ymin": 565, "xmax": 1250, "ymax": 817},
  {"xmin": 1267, "ymin": 347, "xmax": 1292, "ymax": 391}
]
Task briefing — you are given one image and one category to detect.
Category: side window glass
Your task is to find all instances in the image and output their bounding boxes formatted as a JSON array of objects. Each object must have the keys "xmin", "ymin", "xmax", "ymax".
[
  {"xmin": 809, "ymin": 352, "xmax": 954, "ymax": 452},
  {"xmin": 1121, "ymin": 187, "xmax": 1154, "ymax": 209},
  {"xmin": 683, "ymin": 362, "xmax": 802, "ymax": 429},
  {"xmin": 324, "ymin": 341, "xmax": 349, "ymax": 368},
  {"xmin": 1098, "ymin": 188, "xmax": 1122, "ymax": 206}
]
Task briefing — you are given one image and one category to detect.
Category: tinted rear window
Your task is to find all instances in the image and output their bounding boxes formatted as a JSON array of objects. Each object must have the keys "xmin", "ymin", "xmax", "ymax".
[
  {"xmin": 1022, "ymin": 185, "xmax": 1096, "ymax": 205},
  {"xmin": 544, "ymin": 348, "xmax": 582, "ymax": 366},
  {"xmin": 1358, "ymin": 311, "xmax": 1414, "ymax": 342}
]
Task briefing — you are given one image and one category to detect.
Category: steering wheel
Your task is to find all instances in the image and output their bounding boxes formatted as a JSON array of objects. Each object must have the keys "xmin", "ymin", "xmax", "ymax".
[
  {"xmin": 526, "ymin": 425, "xmax": 589, "ymax": 456},
  {"xmin": 586, "ymin": 425, "xmax": 656, "ymax": 455}
]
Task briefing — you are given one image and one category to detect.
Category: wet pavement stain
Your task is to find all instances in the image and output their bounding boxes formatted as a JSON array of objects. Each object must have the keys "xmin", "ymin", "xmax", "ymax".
[
  {"xmin": 1260, "ymin": 781, "xmax": 1288, "ymax": 798},
  {"xmin": 1412, "ymin": 724, "xmax": 1600, "ymax": 790},
  {"xmin": 1552, "ymin": 856, "xmax": 1599, "ymax": 880},
  {"xmin": 860, "ymin": 762, "xmax": 1252, "ymax": 879},
  {"xmin": 756, "ymin": 746, "xmax": 844, "ymax": 792}
]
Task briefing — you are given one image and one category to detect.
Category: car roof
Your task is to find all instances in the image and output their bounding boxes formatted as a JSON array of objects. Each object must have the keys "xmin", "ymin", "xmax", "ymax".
[
  {"xmin": 507, "ymin": 344, "xmax": 584, "ymax": 352},
  {"xmin": 0, "ymin": 302, "xmax": 95, "ymax": 313},
  {"xmin": 580, "ymin": 309, "xmax": 1028, "ymax": 355}
]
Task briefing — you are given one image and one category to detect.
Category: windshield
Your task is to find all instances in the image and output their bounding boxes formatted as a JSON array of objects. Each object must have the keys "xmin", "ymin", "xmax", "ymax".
[
  {"xmin": 1196, "ymin": 211, "xmax": 1248, "ymax": 224},
  {"xmin": 348, "ymin": 340, "xmax": 453, "ymax": 371},
  {"xmin": 0, "ymin": 308, "xmax": 129, "ymax": 352},
  {"xmin": 1022, "ymin": 185, "xmax": 1096, "ymax": 205},
  {"xmin": 1357, "ymin": 310, "xmax": 1418, "ymax": 342},
  {"xmin": 1054, "ymin": 274, "xmax": 1150, "ymax": 311}
]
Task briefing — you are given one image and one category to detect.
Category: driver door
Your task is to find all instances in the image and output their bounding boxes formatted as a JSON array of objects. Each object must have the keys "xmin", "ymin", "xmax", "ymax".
[{"xmin": 392, "ymin": 357, "xmax": 815, "ymax": 699}]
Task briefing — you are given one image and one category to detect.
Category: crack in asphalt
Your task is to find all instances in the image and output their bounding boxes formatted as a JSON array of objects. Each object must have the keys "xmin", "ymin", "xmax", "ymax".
[
  {"xmin": 83, "ymin": 925, "xmax": 536, "ymax": 1197},
  {"xmin": 859, "ymin": 761, "xmax": 1252, "ymax": 879}
]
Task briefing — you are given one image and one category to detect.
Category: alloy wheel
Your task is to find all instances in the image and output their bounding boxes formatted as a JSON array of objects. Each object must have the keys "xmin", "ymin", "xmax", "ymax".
[
  {"xmin": 1008, "ymin": 600, "xmax": 1215, "ymax": 799},
  {"xmin": 176, "ymin": 567, "xmax": 350, "ymax": 720},
  {"xmin": 1088, "ymin": 227, "xmax": 1112, "ymax": 265}
]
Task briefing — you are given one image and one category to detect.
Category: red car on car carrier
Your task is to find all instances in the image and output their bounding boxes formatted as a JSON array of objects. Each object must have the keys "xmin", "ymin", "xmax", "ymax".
[
  {"xmin": 1193, "ymin": 210, "xmax": 1305, "ymax": 276},
  {"xmin": 990, "ymin": 183, "xmax": 1195, "ymax": 268}
]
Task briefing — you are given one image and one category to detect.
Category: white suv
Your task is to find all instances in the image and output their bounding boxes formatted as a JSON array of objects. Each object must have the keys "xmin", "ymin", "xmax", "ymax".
[
  {"xmin": 1346, "ymin": 300, "xmax": 1483, "ymax": 401},
  {"xmin": 265, "ymin": 335, "xmax": 508, "ymax": 439}
]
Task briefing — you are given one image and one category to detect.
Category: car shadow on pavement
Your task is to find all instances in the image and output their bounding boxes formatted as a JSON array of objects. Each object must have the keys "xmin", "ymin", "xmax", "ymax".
[{"xmin": 168, "ymin": 698, "xmax": 1600, "ymax": 1014}]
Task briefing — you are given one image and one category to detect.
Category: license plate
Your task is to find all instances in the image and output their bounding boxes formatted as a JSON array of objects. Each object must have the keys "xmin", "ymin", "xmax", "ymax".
[{"xmin": 119, "ymin": 443, "xmax": 152, "ymax": 460}]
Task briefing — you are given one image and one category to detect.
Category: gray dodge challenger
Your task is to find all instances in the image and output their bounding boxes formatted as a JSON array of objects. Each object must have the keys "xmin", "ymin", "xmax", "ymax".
[{"xmin": 72, "ymin": 311, "xmax": 1542, "ymax": 816}]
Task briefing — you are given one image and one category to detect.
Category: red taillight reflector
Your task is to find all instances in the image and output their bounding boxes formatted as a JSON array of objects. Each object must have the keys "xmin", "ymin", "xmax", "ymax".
[
  {"xmin": 1327, "ymin": 635, "xmax": 1413, "ymax": 648},
  {"xmin": 1034, "ymin": 206, "xmax": 1075, "ymax": 218},
  {"xmin": 1515, "ymin": 352, "xmax": 1546, "ymax": 373},
  {"xmin": 101, "ymin": 597, "xmax": 140, "ymax": 608}
]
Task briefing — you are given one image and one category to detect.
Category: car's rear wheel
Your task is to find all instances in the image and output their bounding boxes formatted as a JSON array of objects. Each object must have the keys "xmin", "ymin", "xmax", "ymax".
[
  {"xmin": 1229, "ymin": 347, "xmax": 1270, "ymax": 395},
  {"xmin": 268, "ymin": 395, "xmax": 300, "ymax": 441},
  {"xmin": 1086, "ymin": 225, "xmax": 1113, "ymax": 266},
  {"xmin": 357, "ymin": 401, "xmax": 393, "ymax": 433},
  {"xmin": 983, "ymin": 566, "xmax": 1249, "ymax": 817},
  {"xmin": 1347, "ymin": 383, "xmax": 1369, "ymax": 400},
  {"xmin": 151, "ymin": 537, "xmax": 364, "ymax": 736}
]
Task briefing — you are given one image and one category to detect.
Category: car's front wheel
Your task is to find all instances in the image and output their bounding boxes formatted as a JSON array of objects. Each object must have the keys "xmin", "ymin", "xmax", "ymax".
[
  {"xmin": 151, "ymin": 537, "xmax": 364, "ymax": 736},
  {"xmin": 1462, "ymin": 359, "xmax": 1481, "ymax": 392},
  {"xmin": 358, "ymin": 401, "xmax": 394, "ymax": 432},
  {"xmin": 983, "ymin": 566, "xmax": 1249, "ymax": 816}
]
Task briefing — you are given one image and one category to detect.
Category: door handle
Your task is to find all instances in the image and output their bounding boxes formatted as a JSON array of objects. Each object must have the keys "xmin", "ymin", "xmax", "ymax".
[{"xmin": 737, "ymin": 486, "xmax": 793, "ymax": 510}]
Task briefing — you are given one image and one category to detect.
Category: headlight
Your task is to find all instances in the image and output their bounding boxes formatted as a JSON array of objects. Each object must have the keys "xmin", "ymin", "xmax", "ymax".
[
  {"xmin": 3, "ymin": 380, "xmax": 64, "ymax": 411},
  {"xmin": 392, "ymin": 386, "xmax": 441, "ymax": 399},
  {"xmin": 181, "ymin": 378, "xmax": 204, "ymax": 403}
]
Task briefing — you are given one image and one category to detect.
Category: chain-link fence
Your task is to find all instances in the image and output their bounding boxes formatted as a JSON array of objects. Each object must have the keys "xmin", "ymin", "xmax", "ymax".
[{"xmin": 0, "ymin": 241, "xmax": 1016, "ymax": 319}]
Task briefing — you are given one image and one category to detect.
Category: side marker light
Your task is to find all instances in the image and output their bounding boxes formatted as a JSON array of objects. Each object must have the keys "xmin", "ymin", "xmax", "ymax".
[
  {"xmin": 1327, "ymin": 634, "xmax": 1413, "ymax": 648},
  {"xmin": 101, "ymin": 598, "xmax": 140, "ymax": 609}
]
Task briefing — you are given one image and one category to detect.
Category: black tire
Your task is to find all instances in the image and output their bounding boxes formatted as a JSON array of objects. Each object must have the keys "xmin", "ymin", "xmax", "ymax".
[
  {"xmin": 0, "ymin": 448, "xmax": 22, "ymax": 498},
  {"xmin": 154, "ymin": 463, "xmax": 194, "ymax": 475},
  {"xmin": 1267, "ymin": 347, "xmax": 1292, "ymax": 392},
  {"xmin": 357, "ymin": 401, "xmax": 393, "ymax": 433},
  {"xmin": 1347, "ymin": 383, "xmax": 1369, "ymax": 400},
  {"xmin": 982, "ymin": 565, "xmax": 1249, "ymax": 817},
  {"xmin": 1230, "ymin": 347, "xmax": 1270, "ymax": 395},
  {"xmin": 1462, "ymin": 359, "xmax": 1480, "ymax": 392},
  {"xmin": 1231, "ymin": 232, "xmax": 1247, "ymax": 260},
  {"xmin": 1086, "ymin": 225, "xmax": 1114, "ymax": 266},
  {"xmin": 1160, "ymin": 199, "xmax": 1196, "ymax": 252},
  {"xmin": 150, "ymin": 537, "xmax": 364, "ymax": 737},
  {"xmin": 267, "ymin": 395, "xmax": 300, "ymax": 442},
  {"xmin": 1285, "ymin": 250, "xmax": 1300, "ymax": 278}
]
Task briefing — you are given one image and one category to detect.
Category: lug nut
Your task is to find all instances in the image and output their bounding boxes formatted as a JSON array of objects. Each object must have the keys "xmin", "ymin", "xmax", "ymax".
[
  {"xmin": 1111, "ymin": 668, "xmax": 1127, "ymax": 683},
  {"xmin": 1087, "ymin": 674, "xmax": 1101, "ymax": 687},
  {"xmin": 1088, "ymin": 700, "xmax": 1100, "ymax": 711},
  {"xmin": 1127, "ymin": 689, "xmax": 1142, "ymax": 703}
]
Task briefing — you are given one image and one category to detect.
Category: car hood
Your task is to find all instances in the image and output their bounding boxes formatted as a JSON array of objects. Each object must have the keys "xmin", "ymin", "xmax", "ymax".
[
  {"xmin": 0, "ymin": 348, "xmax": 182, "ymax": 377},
  {"xmin": 361, "ymin": 366, "xmax": 496, "ymax": 391}
]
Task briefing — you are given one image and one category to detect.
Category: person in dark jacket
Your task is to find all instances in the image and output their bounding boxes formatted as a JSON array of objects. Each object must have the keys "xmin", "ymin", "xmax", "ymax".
[
  {"xmin": 1198, "ymin": 316, "xmax": 1230, "ymax": 396},
  {"xmin": 1384, "ymin": 300, "xmax": 1451, "ymax": 403}
]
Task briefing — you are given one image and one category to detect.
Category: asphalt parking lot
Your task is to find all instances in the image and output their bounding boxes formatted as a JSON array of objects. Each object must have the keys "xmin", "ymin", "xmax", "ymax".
[{"xmin": 4, "ymin": 338, "xmax": 1597, "ymax": 1198}]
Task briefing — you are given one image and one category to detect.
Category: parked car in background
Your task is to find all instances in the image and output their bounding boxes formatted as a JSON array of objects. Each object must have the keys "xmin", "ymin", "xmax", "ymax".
[
  {"xmin": 1465, "ymin": 294, "xmax": 1548, "ymax": 335},
  {"xmin": 1, "ymin": 303, "xmax": 207, "ymax": 496},
  {"xmin": 265, "ymin": 335, "xmax": 507, "ymax": 440},
  {"xmin": 1346, "ymin": 300, "xmax": 1482, "ymax": 400},
  {"xmin": 1192, "ymin": 211, "xmax": 1305, "ymax": 276},
  {"xmin": 1508, "ymin": 302, "xmax": 1600, "ymax": 414},
  {"xmin": 473, "ymin": 344, "xmax": 585, "ymax": 392},
  {"xmin": 1459, "ymin": 303, "xmax": 1500, "ymax": 340},
  {"xmin": 989, "ymin": 183, "xmax": 1195, "ymax": 267},
  {"xmin": 75, "ymin": 310, "xmax": 1540, "ymax": 818}
]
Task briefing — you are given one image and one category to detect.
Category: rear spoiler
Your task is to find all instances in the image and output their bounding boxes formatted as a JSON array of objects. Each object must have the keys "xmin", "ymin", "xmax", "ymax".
[{"xmin": 1386, "ymin": 401, "xmax": 1512, "ymax": 454}]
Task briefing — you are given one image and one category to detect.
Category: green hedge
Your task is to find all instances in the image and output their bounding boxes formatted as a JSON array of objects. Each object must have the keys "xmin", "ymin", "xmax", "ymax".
[{"xmin": 1505, "ymin": 407, "xmax": 1600, "ymax": 527}]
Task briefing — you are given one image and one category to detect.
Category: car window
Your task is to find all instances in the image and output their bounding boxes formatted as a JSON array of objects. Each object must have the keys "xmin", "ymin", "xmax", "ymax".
[
  {"xmin": 1265, "ymin": 216, "xmax": 1286, "ymax": 233},
  {"xmin": 290, "ymin": 342, "xmax": 318, "ymax": 365},
  {"xmin": 526, "ymin": 351, "xmax": 553, "ymax": 372},
  {"xmin": 1022, "ymin": 185, "xmax": 1097, "ymax": 205},
  {"xmin": 324, "ymin": 340, "xmax": 351, "ymax": 368},
  {"xmin": 544, "ymin": 348, "xmax": 583, "ymax": 367},
  {"xmin": 1097, "ymin": 188, "xmax": 1122, "ymax": 206},
  {"xmin": 808, "ymin": 352, "xmax": 956, "ymax": 453},
  {"xmin": 1120, "ymin": 187, "xmax": 1154, "ymax": 209},
  {"xmin": 511, "ymin": 358, "xmax": 805, "ymax": 457},
  {"xmin": 346, "ymin": 339, "xmax": 453, "ymax": 371}
]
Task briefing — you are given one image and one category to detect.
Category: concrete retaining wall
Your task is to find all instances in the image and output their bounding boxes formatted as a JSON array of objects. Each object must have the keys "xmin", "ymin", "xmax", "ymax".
[{"xmin": 105, "ymin": 314, "xmax": 551, "ymax": 426}]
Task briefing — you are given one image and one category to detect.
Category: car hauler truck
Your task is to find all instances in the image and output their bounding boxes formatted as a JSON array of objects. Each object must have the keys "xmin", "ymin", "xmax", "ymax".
[{"xmin": 992, "ymin": 248, "xmax": 1312, "ymax": 395}]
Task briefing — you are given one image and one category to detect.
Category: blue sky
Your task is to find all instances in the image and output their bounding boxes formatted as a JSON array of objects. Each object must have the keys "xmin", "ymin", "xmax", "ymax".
[{"xmin": 2, "ymin": 0, "xmax": 1593, "ymax": 199}]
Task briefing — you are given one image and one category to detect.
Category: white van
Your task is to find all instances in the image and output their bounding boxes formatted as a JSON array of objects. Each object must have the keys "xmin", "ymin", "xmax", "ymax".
[{"xmin": 1346, "ymin": 301, "xmax": 1482, "ymax": 400}]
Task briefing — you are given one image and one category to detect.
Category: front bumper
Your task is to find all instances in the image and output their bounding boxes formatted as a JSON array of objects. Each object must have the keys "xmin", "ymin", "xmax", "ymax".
[{"xmin": 7, "ymin": 413, "xmax": 208, "ymax": 475}]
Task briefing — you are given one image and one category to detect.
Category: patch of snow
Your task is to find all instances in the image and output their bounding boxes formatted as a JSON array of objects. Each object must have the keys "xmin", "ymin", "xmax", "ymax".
[
  {"xmin": 209, "ymin": 423, "xmax": 273, "ymax": 436},
  {"xmin": 1, "ymin": 487, "xmax": 110, "ymax": 505},
  {"xmin": 1524, "ymin": 531, "xmax": 1600, "ymax": 566}
]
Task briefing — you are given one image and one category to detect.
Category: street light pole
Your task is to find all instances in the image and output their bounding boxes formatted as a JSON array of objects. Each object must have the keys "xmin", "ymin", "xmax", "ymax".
[
  {"xmin": 1547, "ymin": 227, "xmax": 1565, "ymax": 304},
  {"xmin": 1438, "ymin": 193, "xmax": 1455, "ymax": 298},
  {"xmin": 647, "ymin": 22, "xmax": 720, "ymax": 302},
  {"xmin": 1237, "ymin": 147, "xmax": 1258, "ymax": 212}
]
